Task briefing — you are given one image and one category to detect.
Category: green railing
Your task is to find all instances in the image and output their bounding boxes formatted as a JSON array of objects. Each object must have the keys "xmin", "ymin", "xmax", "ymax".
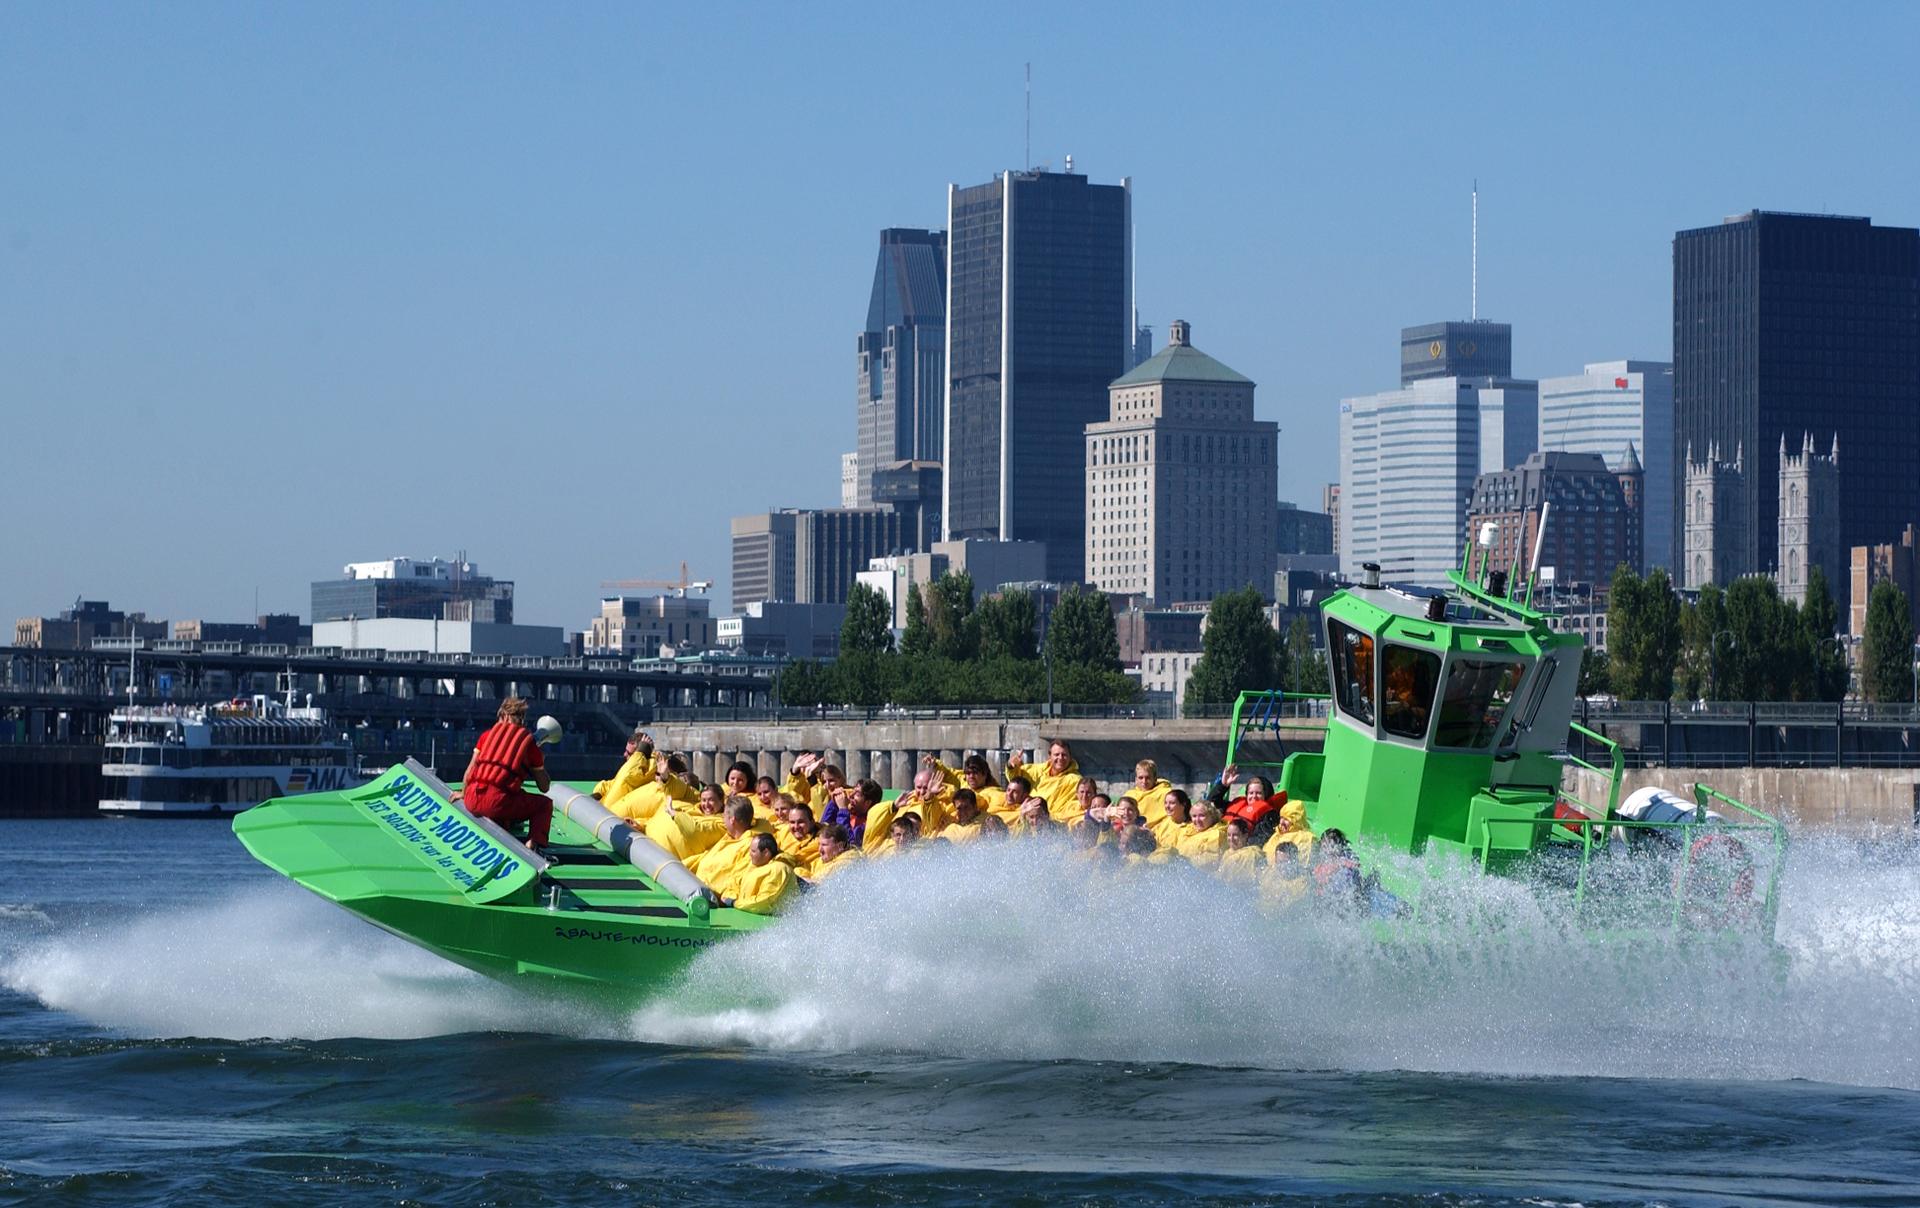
[{"xmin": 1563, "ymin": 720, "xmax": 1625, "ymax": 822}]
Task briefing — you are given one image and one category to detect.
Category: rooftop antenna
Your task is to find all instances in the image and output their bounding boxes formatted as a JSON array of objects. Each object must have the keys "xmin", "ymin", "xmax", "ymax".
[
  {"xmin": 1024, "ymin": 63, "xmax": 1031, "ymax": 170},
  {"xmin": 1471, "ymin": 180, "xmax": 1479, "ymax": 321}
]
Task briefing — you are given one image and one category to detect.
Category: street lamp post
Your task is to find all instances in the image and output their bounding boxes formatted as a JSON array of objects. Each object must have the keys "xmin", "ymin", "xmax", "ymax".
[{"xmin": 1710, "ymin": 629, "xmax": 1737, "ymax": 702}]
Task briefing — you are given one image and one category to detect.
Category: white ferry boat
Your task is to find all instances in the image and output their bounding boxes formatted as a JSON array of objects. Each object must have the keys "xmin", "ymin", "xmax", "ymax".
[{"xmin": 101, "ymin": 696, "xmax": 369, "ymax": 816}]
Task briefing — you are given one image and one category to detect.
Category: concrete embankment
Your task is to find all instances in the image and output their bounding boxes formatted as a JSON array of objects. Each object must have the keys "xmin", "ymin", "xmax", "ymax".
[{"xmin": 1565, "ymin": 766, "xmax": 1919, "ymax": 833}]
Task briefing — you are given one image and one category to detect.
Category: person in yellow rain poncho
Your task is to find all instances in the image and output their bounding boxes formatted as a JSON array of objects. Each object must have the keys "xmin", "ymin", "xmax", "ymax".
[
  {"xmin": 1263, "ymin": 798, "xmax": 1314, "ymax": 863},
  {"xmin": 1127, "ymin": 759, "xmax": 1176, "ymax": 825},
  {"xmin": 938, "ymin": 788, "xmax": 1005, "ymax": 845},
  {"xmin": 592, "ymin": 729, "xmax": 653, "ymax": 803},
  {"xmin": 1007, "ymin": 741, "xmax": 1083, "ymax": 823},
  {"xmin": 1258, "ymin": 841, "xmax": 1311, "ymax": 912},
  {"xmin": 783, "ymin": 752, "xmax": 846, "ymax": 813},
  {"xmin": 750, "ymin": 776, "xmax": 787, "ymax": 825},
  {"xmin": 607, "ymin": 751, "xmax": 699, "ymax": 822},
  {"xmin": 643, "ymin": 784, "xmax": 730, "ymax": 862},
  {"xmin": 777, "ymin": 800, "xmax": 821, "ymax": 874},
  {"xmin": 872, "ymin": 811, "xmax": 921, "ymax": 857},
  {"xmin": 929, "ymin": 753, "xmax": 1010, "ymax": 822},
  {"xmin": 803, "ymin": 823, "xmax": 863, "ymax": 883},
  {"xmin": 1216, "ymin": 817, "xmax": 1264, "ymax": 885},
  {"xmin": 889, "ymin": 768, "xmax": 952, "ymax": 836},
  {"xmin": 719, "ymin": 760, "xmax": 758, "ymax": 804},
  {"xmin": 1010, "ymin": 787, "xmax": 1058, "ymax": 838},
  {"xmin": 722, "ymin": 834, "xmax": 797, "ymax": 916},
  {"xmin": 1057, "ymin": 777, "xmax": 1103, "ymax": 829},
  {"xmin": 1147, "ymin": 788, "xmax": 1194, "ymax": 851},
  {"xmin": 1174, "ymin": 798, "xmax": 1230, "ymax": 868},
  {"xmin": 686, "ymin": 797, "xmax": 770, "ymax": 899}
]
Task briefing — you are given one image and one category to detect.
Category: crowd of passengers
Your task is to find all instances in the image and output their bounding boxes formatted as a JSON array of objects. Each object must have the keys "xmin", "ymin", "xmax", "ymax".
[{"xmin": 586, "ymin": 730, "xmax": 1366, "ymax": 917}]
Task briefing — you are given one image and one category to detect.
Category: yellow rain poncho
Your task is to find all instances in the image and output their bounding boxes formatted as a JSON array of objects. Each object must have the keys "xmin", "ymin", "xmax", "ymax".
[
  {"xmin": 1006, "ymin": 755, "xmax": 1083, "ymax": 823},
  {"xmin": 730, "ymin": 860, "xmax": 797, "ymax": 915}
]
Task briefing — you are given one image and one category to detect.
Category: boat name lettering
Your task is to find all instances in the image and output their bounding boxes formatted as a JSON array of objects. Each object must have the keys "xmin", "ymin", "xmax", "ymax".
[
  {"xmin": 362, "ymin": 774, "xmax": 521, "ymax": 887},
  {"xmin": 552, "ymin": 926, "xmax": 714, "ymax": 949}
]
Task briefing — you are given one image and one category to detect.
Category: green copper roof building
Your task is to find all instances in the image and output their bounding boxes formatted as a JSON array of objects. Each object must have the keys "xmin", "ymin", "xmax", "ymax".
[{"xmin": 1088, "ymin": 320, "xmax": 1276, "ymax": 606}]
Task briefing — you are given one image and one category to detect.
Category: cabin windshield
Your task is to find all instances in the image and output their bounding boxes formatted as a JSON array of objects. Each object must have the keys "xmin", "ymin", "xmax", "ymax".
[
  {"xmin": 1381, "ymin": 645, "xmax": 1441, "ymax": 739},
  {"xmin": 1434, "ymin": 659, "xmax": 1527, "ymax": 749},
  {"xmin": 1329, "ymin": 620, "xmax": 1376, "ymax": 725}
]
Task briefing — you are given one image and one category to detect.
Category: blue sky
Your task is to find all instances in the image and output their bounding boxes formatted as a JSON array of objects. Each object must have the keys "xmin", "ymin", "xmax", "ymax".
[{"xmin": 5, "ymin": 3, "xmax": 1917, "ymax": 631}]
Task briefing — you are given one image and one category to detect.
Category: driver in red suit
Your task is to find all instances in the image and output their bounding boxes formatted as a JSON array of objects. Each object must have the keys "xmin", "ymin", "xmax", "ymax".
[{"xmin": 453, "ymin": 696, "xmax": 553, "ymax": 850}]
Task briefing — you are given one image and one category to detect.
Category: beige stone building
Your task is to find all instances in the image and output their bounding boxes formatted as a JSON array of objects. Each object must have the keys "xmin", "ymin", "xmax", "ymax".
[{"xmin": 1085, "ymin": 320, "xmax": 1277, "ymax": 606}]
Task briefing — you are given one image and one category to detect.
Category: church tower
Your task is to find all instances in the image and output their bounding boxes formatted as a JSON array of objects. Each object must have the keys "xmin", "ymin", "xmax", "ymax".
[
  {"xmin": 1684, "ymin": 440, "xmax": 1746, "ymax": 589},
  {"xmin": 1778, "ymin": 431, "xmax": 1841, "ymax": 606}
]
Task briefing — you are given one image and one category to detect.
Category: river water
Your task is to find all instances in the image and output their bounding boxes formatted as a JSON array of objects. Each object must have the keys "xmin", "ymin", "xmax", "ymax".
[{"xmin": 4, "ymin": 817, "xmax": 1920, "ymax": 1206}]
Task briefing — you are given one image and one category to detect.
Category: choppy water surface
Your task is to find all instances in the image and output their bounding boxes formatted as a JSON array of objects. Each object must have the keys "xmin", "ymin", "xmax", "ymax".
[{"xmin": 4, "ymin": 818, "xmax": 1920, "ymax": 1206}]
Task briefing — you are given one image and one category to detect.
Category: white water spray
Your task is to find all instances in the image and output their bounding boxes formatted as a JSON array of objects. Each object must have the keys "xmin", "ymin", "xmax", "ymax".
[{"xmin": 7, "ymin": 839, "xmax": 1920, "ymax": 1088}]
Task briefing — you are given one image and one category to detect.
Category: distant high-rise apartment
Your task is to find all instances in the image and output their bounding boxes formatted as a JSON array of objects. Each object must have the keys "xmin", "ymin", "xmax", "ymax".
[
  {"xmin": 1465, "ymin": 451, "xmax": 1640, "ymax": 590},
  {"xmin": 730, "ymin": 508, "xmax": 903, "ymax": 610},
  {"xmin": 1673, "ymin": 211, "xmax": 1920, "ymax": 580},
  {"xmin": 1085, "ymin": 320, "xmax": 1277, "ymax": 605},
  {"xmin": 1538, "ymin": 360, "xmax": 1675, "ymax": 573},
  {"xmin": 855, "ymin": 228, "xmax": 947, "ymax": 506},
  {"xmin": 944, "ymin": 169, "xmax": 1132, "ymax": 583},
  {"xmin": 1340, "ymin": 323, "xmax": 1537, "ymax": 585}
]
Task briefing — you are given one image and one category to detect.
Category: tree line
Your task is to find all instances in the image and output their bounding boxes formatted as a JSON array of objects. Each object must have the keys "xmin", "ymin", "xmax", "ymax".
[
  {"xmin": 1604, "ymin": 564, "xmax": 1915, "ymax": 702},
  {"xmin": 776, "ymin": 574, "xmax": 1140, "ymax": 707}
]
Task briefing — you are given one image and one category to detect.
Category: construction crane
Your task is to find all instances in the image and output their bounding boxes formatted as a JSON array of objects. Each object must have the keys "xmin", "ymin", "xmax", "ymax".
[{"xmin": 600, "ymin": 561, "xmax": 713, "ymax": 598}]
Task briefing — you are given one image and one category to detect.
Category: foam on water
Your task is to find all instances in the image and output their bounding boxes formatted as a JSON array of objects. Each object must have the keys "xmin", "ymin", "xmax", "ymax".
[
  {"xmin": 7, "ymin": 835, "xmax": 1920, "ymax": 1088},
  {"xmin": 0, "ymin": 883, "xmax": 597, "ymax": 1040},
  {"xmin": 635, "ymin": 834, "xmax": 1920, "ymax": 1089}
]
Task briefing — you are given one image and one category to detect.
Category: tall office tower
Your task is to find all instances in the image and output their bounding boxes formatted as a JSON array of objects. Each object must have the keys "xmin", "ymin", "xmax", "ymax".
[
  {"xmin": 1682, "ymin": 442, "xmax": 1747, "ymax": 589},
  {"xmin": 1324, "ymin": 484, "xmax": 1342, "ymax": 560},
  {"xmin": 944, "ymin": 169, "xmax": 1132, "ymax": 582},
  {"xmin": 855, "ymin": 228, "xmax": 948, "ymax": 506},
  {"xmin": 1340, "ymin": 325, "xmax": 1537, "ymax": 585},
  {"xmin": 1777, "ymin": 431, "xmax": 1841, "ymax": 606},
  {"xmin": 1673, "ymin": 211, "xmax": 1920, "ymax": 581},
  {"xmin": 1084, "ymin": 320, "xmax": 1277, "ymax": 605},
  {"xmin": 311, "ymin": 557, "xmax": 513, "ymax": 624},
  {"xmin": 1538, "ymin": 360, "xmax": 1675, "ymax": 573},
  {"xmin": 1132, "ymin": 321, "xmax": 1155, "ymax": 370},
  {"xmin": 1400, "ymin": 321, "xmax": 1513, "ymax": 384}
]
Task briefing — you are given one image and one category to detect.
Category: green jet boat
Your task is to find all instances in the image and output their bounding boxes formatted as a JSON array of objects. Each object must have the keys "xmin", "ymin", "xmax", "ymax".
[{"xmin": 235, "ymin": 547, "xmax": 1787, "ymax": 1001}]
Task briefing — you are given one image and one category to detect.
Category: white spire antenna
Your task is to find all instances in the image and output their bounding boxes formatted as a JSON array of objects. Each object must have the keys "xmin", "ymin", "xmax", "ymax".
[
  {"xmin": 1471, "ymin": 180, "xmax": 1479, "ymax": 321},
  {"xmin": 1024, "ymin": 63, "xmax": 1031, "ymax": 170}
]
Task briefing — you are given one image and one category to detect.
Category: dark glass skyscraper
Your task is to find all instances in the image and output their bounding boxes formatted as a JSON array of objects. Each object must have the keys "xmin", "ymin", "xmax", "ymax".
[
  {"xmin": 1674, "ymin": 211, "xmax": 1920, "ymax": 579},
  {"xmin": 855, "ymin": 228, "xmax": 947, "ymax": 507},
  {"xmin": 944, "ymin": 170, "xmax": 1131, "ymax": 582}
]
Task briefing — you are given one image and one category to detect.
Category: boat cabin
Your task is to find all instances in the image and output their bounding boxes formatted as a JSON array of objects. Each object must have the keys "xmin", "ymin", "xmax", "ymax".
[{"xmin": 1287, "ymin": 565, "xmax": 1585, "ymax": 862}]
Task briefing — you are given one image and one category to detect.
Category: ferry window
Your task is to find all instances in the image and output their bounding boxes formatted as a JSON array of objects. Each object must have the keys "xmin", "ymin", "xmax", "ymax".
[
  {"xmin": 1435, "ymin": 660, "xmax": 1526, "ymax": 749},
  {"xmin": 1381, "ymin": 645, "xmax": 1442, "ymax": 740},
  {"xmin": 1328, "ymin": 620, "xmax": 1376, "ymax": 725}
]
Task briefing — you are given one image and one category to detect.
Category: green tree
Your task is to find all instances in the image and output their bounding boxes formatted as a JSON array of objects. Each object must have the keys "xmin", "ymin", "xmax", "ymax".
[
  {"xmin": 1283, "ymin": 613, "xmax": 1329, "ymax": 695},
  {"xmin": 900, "ymin": 583, "xmax": 932, "ymax": 657},
  {"xmin": 1578, "ymin": 652, "xmax": 1612, "ymax": 697},
  {"xmin": 1183, "ymin": 586, "xmax": 1281, "ymax": 710},
  {"xmin": 1604, "ymin": 565, "xmax": 1682, "ymax": 700},
  {"xmin": 1861, "ymin": 579, "xmax": 1915, "ymax": 703},
  {"xmin": 975, "ymin": 589, "xmax": 1040, "ymax": 661},
  {"xmin": 1801, "ymin": 565, "xmax": 1849, "ymax": 702},
  {"xmin": 776, "ymin": 658, "xmax": 824, "ymax": 707},
  {"xmin": 1723, "ymin": 576, "xmax": 1793, "ymax": 700},
  {"xmin": 1045, "ymin": 584, "xmax": 1120, "ymax": 671},
  {"xmin": 839, "ymin": 582, "xmax": 894, "ymax": 656},
  {"xmin": 1678, "ymin": 582, "xmax": 1729, "ymax": 700},
  {"xmin": 927, "ymin": 571, "xmax": 978, "ymax": 661}
]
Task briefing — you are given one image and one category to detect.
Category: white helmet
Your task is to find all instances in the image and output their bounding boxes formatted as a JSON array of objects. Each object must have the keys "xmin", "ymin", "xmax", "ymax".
[{"xmin": 534, "ymin": 716, "xmax": 563, "ymax": 746}]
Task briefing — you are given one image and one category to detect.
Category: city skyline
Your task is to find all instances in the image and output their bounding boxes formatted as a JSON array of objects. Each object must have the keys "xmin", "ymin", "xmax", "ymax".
[{"xmin": 7, "ymin": 5, "xmax": 1920, "ymax": 629}]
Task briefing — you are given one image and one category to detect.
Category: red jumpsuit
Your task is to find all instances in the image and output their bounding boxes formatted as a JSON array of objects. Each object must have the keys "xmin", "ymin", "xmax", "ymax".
[{"xmin": 463, "ymin": 720, "xmax": 552, "ymax": 848}]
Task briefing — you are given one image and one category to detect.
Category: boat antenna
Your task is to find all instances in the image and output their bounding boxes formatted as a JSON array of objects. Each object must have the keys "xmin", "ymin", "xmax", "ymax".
[
  {"xmin": 1471, "ymin": 180, "xmax": 1478, "ymax": 322},
  {"xmin": 1525, "ymin": 499, "xmax": 1551, "ymax": 607}
]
